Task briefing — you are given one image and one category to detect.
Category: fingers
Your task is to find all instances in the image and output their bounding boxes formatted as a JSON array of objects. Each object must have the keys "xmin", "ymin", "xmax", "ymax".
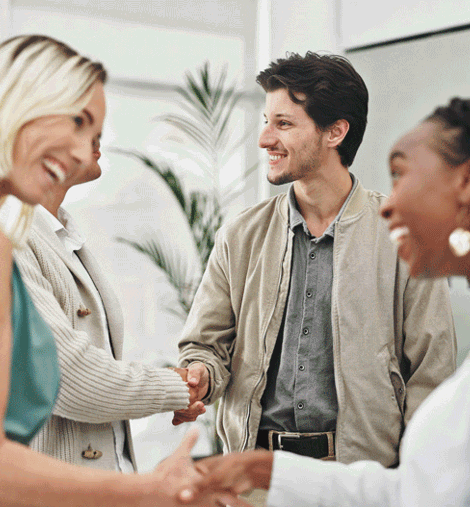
[
  {"xmin": 187, "ymin": 362, "xmax": 207, "ymax": 387},
  {"xmin": 171, "ymin": 367, "xmax": 189, "ymax": 383},
  {"xmin": 188, "ymin": 384, "xmax": 199, "ymax": 405},
  {"xmin": 172, "ymin": 401, "xmax": 206, "ymax": 426},
  {"xmin": 173, "ymin": 427, "xmax": 199, "ymax": 456},
  {"xmin": 224, "ymin": 495, "xmax": 254, "ymax": 507},
  {"xmin": 178, "ymin": 455, "xmax": 256, "ymax": 505}
]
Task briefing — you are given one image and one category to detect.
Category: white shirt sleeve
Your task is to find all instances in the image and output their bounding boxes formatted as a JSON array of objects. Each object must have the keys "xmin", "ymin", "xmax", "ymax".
[{"xmin": 268, "ymin": 358, "xmax": 470, "ymax": 507}]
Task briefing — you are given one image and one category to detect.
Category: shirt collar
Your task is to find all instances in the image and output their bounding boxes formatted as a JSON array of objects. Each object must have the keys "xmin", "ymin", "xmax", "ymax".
[
  {"xmin": 288, "ymin": 172, "xmax": 358, "ymax": 238},
  {"xmin": 37, "ymin": 205, "xmax": 85, "ymax": 256}
]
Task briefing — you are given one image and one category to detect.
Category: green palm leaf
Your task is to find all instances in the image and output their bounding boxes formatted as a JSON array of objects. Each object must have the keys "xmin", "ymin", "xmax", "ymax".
[
  {"xmin": 113, "ymin": 62, "xmax": 257, "ymax": 319},
  {"xmin": 115, "ymin": 237, "xmax": 196, "ymax": 315}
]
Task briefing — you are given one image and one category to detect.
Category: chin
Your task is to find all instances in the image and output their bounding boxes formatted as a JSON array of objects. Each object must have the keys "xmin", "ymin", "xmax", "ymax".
[
  {"xmin": 267, "ymin": 171, "xmax": 294, "ymax": 186},
  {"xmin": 409, "ymin": 252, "xmax": 455, "ymax": 279},
  {"xmin": 11, "ymin": 189, "xmax": 43, "ymax": 207}
]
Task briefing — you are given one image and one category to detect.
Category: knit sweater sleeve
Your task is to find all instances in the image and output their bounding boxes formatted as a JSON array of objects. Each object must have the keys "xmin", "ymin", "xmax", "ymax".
[{"xmin": 14, "ymin": 242, "xmax": 189, "ymax": 423}]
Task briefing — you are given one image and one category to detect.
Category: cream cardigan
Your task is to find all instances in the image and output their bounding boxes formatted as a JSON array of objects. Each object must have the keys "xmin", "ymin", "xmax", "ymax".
[{"xmin": 15, "ymin": 209, "xmax": 189, "ymax": 470}]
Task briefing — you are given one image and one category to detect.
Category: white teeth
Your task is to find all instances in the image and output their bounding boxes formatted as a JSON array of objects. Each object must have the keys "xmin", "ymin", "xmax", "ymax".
[
  {"xmin": 43, "ymin": 159, "xmax": 66, "ymax": 184},
  {"xmin": 269, "ymin": 155, "xmax": 285, "ymax": 161},
  {"xmin": 389, "ymin": 226, "xmax": 410, "ymax": 246}
]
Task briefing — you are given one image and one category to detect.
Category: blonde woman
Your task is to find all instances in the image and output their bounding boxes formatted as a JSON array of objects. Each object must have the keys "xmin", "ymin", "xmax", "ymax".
[{"xmin": 0, "ymin": 35, "xmax": 234, "ymax": 507}]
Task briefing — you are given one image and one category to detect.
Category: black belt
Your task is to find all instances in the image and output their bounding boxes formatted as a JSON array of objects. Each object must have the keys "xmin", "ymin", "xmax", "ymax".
[{"xmin": 257, "ymin": 430, "xmax": 335, "ymax": 459}]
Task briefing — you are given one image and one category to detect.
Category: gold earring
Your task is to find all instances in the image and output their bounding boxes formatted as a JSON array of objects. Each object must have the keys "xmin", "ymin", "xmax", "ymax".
[{"xmin": 449, "ymin": 228, "xmax": 470, "ymax": 257}]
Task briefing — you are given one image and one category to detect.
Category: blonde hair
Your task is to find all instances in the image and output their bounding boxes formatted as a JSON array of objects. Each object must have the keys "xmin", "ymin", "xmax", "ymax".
[{"xmin": 0, "ymin": 35, "xmax": 107, "ymax": 245}]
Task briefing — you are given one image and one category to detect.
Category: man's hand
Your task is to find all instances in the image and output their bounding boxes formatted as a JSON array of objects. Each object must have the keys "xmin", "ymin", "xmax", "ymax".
[
  {"xmin": 172, "ymin": 363, "xmax": 210, "ymax": 426},
  {"xmin": 177, "ymin": 450, "xmax": 274, "ymax": 503}
]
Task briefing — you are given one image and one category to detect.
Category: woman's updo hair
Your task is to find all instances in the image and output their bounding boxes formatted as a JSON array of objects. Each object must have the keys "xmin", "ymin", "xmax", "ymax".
[
  {"xmin": 0, "ymin": 35, "xmax": 106, "ymax": 244},
  {"xmin": 426, "ymin": 97, "xmax": 470, "ymax": 167}
]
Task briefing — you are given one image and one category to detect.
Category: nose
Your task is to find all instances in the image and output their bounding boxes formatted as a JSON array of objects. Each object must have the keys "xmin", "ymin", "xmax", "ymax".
[
  {"xmin": 258, "ymin": 124, "xmax": 277, "ymax": 149},
  {"xmin": 380, "ymin": 194, "xmax": 394, "ymax": 220},
  {"xmin": 71, "ymin": 136, "xmax": 94, "ymax": 170}
]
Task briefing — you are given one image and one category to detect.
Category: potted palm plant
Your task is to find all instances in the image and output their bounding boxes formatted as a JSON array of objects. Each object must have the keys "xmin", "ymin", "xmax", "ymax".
[{"xmin": 114, "ymin": 62, "xmax": 257, "ymax": 454}]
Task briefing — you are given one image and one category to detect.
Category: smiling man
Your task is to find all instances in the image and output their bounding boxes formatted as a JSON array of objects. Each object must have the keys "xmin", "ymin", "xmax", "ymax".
[{"xmin": 176, "ymin": 52, "xmax": 456, "ymax": 503}]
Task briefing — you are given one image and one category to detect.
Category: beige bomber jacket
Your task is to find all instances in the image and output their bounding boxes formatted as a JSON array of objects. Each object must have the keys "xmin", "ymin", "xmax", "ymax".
[{"xmin": 179, "ymin": 181, "xmax": 457, "ymax": 466}]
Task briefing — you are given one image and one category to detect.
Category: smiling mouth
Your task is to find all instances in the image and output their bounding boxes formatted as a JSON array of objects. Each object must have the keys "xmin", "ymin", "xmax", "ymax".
[
  {"xmin": 269, "ymin": 154, "xmax": 287, "ymax": 162},
  {"xmin": 389, "ymin": 226, "xmax": 410, "ymax": 246},
  {"xmin": 43, "ymin": 158, "xmax": 66, "ymax": 184}
]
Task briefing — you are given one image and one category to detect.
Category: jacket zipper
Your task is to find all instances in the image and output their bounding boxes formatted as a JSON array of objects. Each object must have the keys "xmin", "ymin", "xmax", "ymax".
[
  {"xmin": 331, "ymin": 221, "xmax": 342, "ymax": 461},
  {"xmin": 240, "ymin": 226, "xmax": 291, "ymax": 451}
]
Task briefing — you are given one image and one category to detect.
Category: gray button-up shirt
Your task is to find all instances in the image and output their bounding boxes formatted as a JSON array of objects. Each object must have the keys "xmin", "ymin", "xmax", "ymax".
[{"xmin": 260, "ymin": 174, "xmax": 357, "ymax": 433}]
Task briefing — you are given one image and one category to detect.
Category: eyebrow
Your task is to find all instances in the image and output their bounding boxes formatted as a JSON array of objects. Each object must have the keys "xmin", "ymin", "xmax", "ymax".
[
  {"xmin": 389, "ymin": 150, "xmax": 406, "ymax": 163},
  {"xmin": 83, "ymin": 109, "xmax": 94, "ymax": 125},
  {"xmin": 263, "ymin": 113, "xmax": 295, "ymax": 119}
]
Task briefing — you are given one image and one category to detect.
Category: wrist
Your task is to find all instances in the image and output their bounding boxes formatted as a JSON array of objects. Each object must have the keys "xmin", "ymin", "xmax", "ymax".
[{"xmin": 248, "ymin": 451, "xmax": 273, "ymax": 490}]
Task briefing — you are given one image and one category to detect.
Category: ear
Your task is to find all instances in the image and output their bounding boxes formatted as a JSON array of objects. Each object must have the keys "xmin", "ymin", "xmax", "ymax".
[
  {"xmin": 327, "ymin": 119, "xmax": 350, "ymax": 148},
  {"xmin": 455, "ymin": 160, "xmax": 470, "ymax": 207}
]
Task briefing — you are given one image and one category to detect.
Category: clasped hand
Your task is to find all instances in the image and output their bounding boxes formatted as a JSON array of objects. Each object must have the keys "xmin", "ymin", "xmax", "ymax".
[{"xmin": 171, "ymin": 363, "xmax": 210, "ymax": 425}]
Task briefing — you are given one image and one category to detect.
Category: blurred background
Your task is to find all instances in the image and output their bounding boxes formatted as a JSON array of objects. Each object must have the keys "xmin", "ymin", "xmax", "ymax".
[{"xmin": 2, "ymin": 0, "xmax": 470, "ymax": 471}]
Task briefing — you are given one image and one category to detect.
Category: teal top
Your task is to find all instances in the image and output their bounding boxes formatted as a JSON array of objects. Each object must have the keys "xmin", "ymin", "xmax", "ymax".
[{"xmin": 4, "ymin": 262, "xmax": 60, "ymax": 445}]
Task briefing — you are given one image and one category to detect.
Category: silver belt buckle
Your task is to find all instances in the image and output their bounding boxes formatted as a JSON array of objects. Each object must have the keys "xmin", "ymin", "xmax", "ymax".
[{"xmin": 271, "ymin": 430, "xmax": 301, "ymax": 450}]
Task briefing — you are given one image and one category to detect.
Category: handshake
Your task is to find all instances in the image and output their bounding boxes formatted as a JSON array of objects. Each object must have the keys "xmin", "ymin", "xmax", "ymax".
[
  {"xmin": 164, "ymin": 362, "xmax": 273, "ymax": 506},
  {"xmin": 170, "ymin": 362, "xmax": 210, "ymax": 426},
  {"xmin": 156, "ymin": 427, "xmax": 273, "ymax": 507}
]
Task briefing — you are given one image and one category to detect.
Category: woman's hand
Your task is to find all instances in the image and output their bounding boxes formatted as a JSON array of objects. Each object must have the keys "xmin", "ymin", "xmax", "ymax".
[
  {"xmin": 151, "ymin": 428, "xmax": 239, "ymax": 507},
  {"xmin": 178, "ymin": 450, "xmax": 274, "ymax": 504}
]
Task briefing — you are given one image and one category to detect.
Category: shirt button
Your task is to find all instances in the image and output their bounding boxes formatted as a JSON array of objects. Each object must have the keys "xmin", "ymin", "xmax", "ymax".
[
  {"xmin": 299, "ymin": 365, "xmax": 305, "ymax": 371},
  {"xmin": 297, "ymin": 402, "xmax": 304, "ymax": 410},
  {"xmin": 309, "ymin": 252, "xmax": 316, "ymax": 260},
  {"xmin": 306, "ymin": 290, "xmax": 313, "ymax": 298},
  {"xmin": 302, "ymin": 327, "xmax": 309, "ymax": 335},
  {"xmin": 82, "ymin": 445, "xmax": 103, "ymax": 460}
]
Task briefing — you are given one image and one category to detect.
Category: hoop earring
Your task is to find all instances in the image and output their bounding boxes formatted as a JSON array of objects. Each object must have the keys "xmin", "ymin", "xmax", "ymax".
[{"xmin": 449, "ymin": 228, "xmax": 470, "ymax": 257}]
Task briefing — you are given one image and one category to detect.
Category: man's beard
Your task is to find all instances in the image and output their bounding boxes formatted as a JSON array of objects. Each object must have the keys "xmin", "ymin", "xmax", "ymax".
[
  {"xmin": 267, "ymin": 141, "xmax": 323, "ymax": 186},
  {"xmin": 267, "ymin": 160, "xmax": 317, "ymax": 186},
  {"xmin": 267, "ymin": 170, "xmax": 295, "ymax": 186}
]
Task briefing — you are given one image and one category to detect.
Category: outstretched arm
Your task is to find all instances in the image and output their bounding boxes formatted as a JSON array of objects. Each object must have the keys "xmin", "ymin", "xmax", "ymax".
[
  {"xmin": 15, "ymin": 240, "xmax": 191, "ymax": 423},
  {"xmin": 180, "ymin": 450, "xmax": 400, "ymax": 507},
  {"xmin": 178, "ymin": 233, "xmax": 236, "ymax": 406}
]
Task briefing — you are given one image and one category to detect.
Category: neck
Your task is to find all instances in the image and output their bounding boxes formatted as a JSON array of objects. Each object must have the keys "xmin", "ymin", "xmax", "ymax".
[
  {"xmin": 293, "ymin": 163, "xmax": 352, "ymax": 236},
  {"xmin": 42, "ymin": 189, "xmax": 67, "ymax": 218}
]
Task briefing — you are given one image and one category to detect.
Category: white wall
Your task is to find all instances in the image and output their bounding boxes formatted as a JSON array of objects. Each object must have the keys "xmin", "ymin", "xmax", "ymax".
[
  {"xmin": 12, "ymin": 7, "xmax": 246, "ymax": 83},
  {"xmin": 270, "ymin": 0, "xmax": 339, "ymax": 57},
  {"xmin": 0, "ymin": 0, "xmax": 9, "ymax": 39},
  {"xmin": 341, "ymin": 0, "xmax": 470, "ymax": 49}
]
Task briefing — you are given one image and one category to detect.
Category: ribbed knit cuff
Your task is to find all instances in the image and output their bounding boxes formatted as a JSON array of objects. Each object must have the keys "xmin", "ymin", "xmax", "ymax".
[{"xmin": 156, "ymin": 368, "xmax": 190, "ymax": 411}]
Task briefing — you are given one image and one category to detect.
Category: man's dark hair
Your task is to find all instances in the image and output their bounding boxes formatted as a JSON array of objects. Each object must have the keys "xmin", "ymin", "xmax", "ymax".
[{"xmin": 256, "ymin": 52, "xmax": 368, "ymax": 167}]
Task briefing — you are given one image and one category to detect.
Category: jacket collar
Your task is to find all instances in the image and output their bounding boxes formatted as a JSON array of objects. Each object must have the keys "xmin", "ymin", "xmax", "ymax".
[
  {"xmin": 276, "ymin": 175, "xmax": 368, "ymax": 225},
  {"xmin": 339, "ymin": 179, "xmax": 370, "ymax": 222},
  {"xmin": 29, "ymin": 208, "xmax": 100, "ymax": 297}
]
